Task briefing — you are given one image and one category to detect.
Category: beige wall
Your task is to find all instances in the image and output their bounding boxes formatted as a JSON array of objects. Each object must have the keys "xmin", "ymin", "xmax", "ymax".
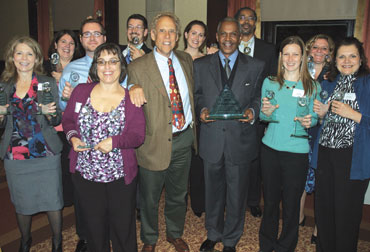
[
  {"xmin": 118, "ymin": 0, "xmax": 146, "ymax": 45},
  {"xmin": 0, "ymin": 0, "xmax": 29, "ymax": 60},
  {"xmin": 175, "ymin": 0, "xmax": 207, "ymax": 51},
  {"xmin": 261, "ymin": 0, "xmax": 358, "ymax": 21}
]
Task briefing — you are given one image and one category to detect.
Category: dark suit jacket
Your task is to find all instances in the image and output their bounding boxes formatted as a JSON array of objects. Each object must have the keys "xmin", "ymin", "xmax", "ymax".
[
  {"xmin": 127, "ymin": 50, "xmax": 196, "ymax": 171},
  {"xmin": 194, "ymin": 52, "xmax": 265, "ymax": 165},
  {"xmin": 254, "ymin": 38, "xmax": 277, "ymax": 77},
  {"xmin": 119, "ymin": 43, "xmax": 152, "ymax": 55}
]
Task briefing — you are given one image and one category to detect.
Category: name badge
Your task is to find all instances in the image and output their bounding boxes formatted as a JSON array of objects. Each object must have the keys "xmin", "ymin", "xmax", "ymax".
[
  {"xmin": 75, "ymin": 102, "xmax": 82, "ymax": 113},
  {"xmin": 344, "ymin": 93, "xmax": 356, "ymax": 101},
  {"xmin": 292, "ymin": 88, "xmax": 305, "ymax": 98},
  {"xmin": 37, "ymin": 83, "xmax": 43, "ymax": 91}
]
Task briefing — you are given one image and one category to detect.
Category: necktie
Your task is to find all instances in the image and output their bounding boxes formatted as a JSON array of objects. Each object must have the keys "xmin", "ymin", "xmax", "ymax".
[
  {"xmin": 125, "ymin": 50, "xmax": 131, "ymax": 64},
  {"xmin": 168, "ymin": 58, "xmax": 186, "ymax": 130},
  {"xmin": 224, "ymin": 58, "xmax": 231, "ymax": 79}
]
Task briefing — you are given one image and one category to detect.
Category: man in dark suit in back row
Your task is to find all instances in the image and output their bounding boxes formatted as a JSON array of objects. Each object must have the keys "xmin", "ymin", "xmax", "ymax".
[
  {"xmin": 234, "ymin": 7, "xmax": 278, "ymax": 218},
  {"xmin": 120, "ymin": 14, "xmax": 152, "ymax": 64},
  {"xmin": 194, "ymin": 17, "xmax": 265, "ymax": 252}
]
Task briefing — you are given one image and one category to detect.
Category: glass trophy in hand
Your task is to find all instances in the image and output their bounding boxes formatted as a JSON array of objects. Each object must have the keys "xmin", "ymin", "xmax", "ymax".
[
  {"xmin": 62, "ymin": 71, "xmax": 80, "ymax": 101},
  {"xmin": 0, "ymin": 83, "xmax": 9, "ymax": 115},
  {"xmin": 50, "ymin": 53, "xmax": 63, "ymax": 73},
  {"xmin": 307, "ymin": 56, "xmax": 315, "ymax": 79},
  {"xmin": 208, "ymin": 85, "xmax": 244, "ymax": 120},
  {"xmin": 326, "ymin": 90, "xmax": 345, "ymax": 123},
  {"xmin": 77, "ymin": 106, "xmax": 94, "ymax": 149},
  {"xmin": 38, "ymin": 82, "xmax": 56, "ymax": 115},
  {"xmin": 261, "ymin": 89, "xmax": 279, "ymax": 123},
  {"xmin": 291, "ymin": 97, "xmax": 310, "ymax": 139}
]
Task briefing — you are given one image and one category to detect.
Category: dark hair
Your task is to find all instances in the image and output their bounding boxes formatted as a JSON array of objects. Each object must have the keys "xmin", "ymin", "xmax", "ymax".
[
  {"xmin": 271, "ymin": 36, "xmax": 317, "ymax": 96},
  {"xmin": 327, "ymin": 37, "xmax": 370, "ymax": 81},
  {"xmin": 183, "ymin": 20, "xmax": 208, "ymax": 50},
  {"xmin": 79, "ymin": 18, "xmax": 106, "ymax": 37},
  {"xmin": 89, "ymin": 43, "xmax": 127, "ymax": 83},
  {"xmin": 216, "ymin": 17, "xmax": 241, "ymax": 35},
  {"xmin": 48, "ymin": 30, "xmax": 82, "ymax": 61},
  {"xmin": 1, "ymin": 36, "xmax": 44, "ymax": 83},
  {"xmin": 127, "ymin": 14, "xmax": 148, "ymax": 30},
  {"xmin": 234, "ymin": 7, "xmax": 257, "ymax": 21}
]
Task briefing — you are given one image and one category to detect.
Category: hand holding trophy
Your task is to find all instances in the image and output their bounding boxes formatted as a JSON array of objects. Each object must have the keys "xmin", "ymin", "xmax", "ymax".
[
  {"xmin": 326, "ymin": 90, "xmax": 345, "ymax": 123},
  {"xmin": 261, "ymin": 89, "xmax": 279, "ymax": 123},
  {"xmin": 0, "ymin": 83, "xmax": 9, "ymax": 115},
  {"xmin": 291, "ymin": 97, "xmax": 310, "ymax": 138}
]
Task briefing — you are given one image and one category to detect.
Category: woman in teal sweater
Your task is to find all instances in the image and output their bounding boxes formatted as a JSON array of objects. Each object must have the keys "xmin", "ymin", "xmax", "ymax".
[{"xmin": 258, "ymin": 36, "xmax": 320, "ymax": 252}]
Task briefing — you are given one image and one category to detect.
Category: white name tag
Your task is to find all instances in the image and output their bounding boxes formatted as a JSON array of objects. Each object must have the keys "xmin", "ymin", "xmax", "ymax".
[
  {"xmin": 75, "ymin": 102, "xmax": 82, "ymax": 113},
  {"xmin": 344, "ymin": 93, "xmax": 356, "ymax": 101},
  {"xmin": 292, "ymin": 88, "xmax": 305, "ymax": 98},
  {"xmin": 37, "ymin": 83, "xmax": 43, "ymax": 91}
]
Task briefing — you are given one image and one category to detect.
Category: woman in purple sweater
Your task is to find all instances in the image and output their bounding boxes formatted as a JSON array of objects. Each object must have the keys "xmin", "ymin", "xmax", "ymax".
[{"xmin": 62, "ymin": 43, "xmax": 145, "ymax": 252}]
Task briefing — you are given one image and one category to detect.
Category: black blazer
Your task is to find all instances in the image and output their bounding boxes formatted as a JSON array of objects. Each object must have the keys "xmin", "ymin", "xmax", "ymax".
[
  {"xmin": 194, "ymin": 52, "xmax": 265, "ymax": 164},
  {"xmin": 253, "ymin": 38, "xmax": 278, "ymax": 77}
]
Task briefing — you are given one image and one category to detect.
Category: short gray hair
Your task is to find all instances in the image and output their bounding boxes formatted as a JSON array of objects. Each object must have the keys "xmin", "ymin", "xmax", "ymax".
[
  {"xmin": 150, "ymin": 12, "xmax": 181, "ymax": 36},
  {"xmin": 216, "ymin": 17, "xmax": 242, "ymax": 35}
]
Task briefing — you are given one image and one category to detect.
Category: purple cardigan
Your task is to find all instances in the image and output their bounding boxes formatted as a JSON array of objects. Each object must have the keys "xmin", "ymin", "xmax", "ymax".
[{"xmin": 62, "ymin": 83, "xmax": 145, "ymax": 185}]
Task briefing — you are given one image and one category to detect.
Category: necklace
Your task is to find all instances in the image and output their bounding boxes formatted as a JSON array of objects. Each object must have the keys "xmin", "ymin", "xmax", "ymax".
[{"xmin": 284, "ymin": 82, "xmax": 297, "ymax": 90}]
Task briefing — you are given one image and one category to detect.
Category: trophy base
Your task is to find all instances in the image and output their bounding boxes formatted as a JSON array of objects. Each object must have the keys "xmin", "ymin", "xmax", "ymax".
[
  {"xmin": 78, "ymin": 145, "xmax": 94, "ymax": 149},
  {"xmin": 208, "ymin": 113, "xmax": 246, "ymax": 120}
]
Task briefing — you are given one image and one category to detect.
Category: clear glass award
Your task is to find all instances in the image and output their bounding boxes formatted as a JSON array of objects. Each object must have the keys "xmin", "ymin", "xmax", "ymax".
[
  {"xmin": 50, "ymin": 53, "xmax": 62, "ymax": 73},
  {"xmin": 208, "ymin": 85, "xmax": 245, "ymax": 120},
  {"xmin": 326, "ymin": 90, "xmax": 345, "ymax": 124},
  {"xmin": 291, "ymin": 97, "xmax": 310, "ymax": 139},
  {"xmin": 62, "ymin": 71, "xmax": 80, "ymax": 101},
  {"xmin": 0, "ymin": 83, "xmax": 9, "ymax": 115},
  {"xmin": 308, "ymin": 56, "xmax": 315, "ymax": 79},
  {"xmin": 37, "ymin": 82, "xmax": 56, "ymax": 115},
  {"xmin": 77, "ymin": 105, "xmax": 94, "ymax": 149},
  {"xmin": 261, "ymin": 89, "xmax": 279, "ymax": 123}
]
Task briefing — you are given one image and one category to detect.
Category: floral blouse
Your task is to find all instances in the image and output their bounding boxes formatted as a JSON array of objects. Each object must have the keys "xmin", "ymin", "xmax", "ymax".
[
  {"xmin": 75, "ymin": 97, "xmax": 126, "ymax": 183},
  {"xmin": 6, "ymin": 74, "xmax": 52, "ymax": 160}
]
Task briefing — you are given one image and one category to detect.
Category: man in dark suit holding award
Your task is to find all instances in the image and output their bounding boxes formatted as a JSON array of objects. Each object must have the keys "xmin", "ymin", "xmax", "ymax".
[
  {"xmin": 194, "ymin": 17, "xmax": 265, "ymax": 252},
  {"xmin": 120, "ymin": 14, "xmax": 152, "ymax": 64},
  {"xmin": 235, "ymin": 7, "xmax": 278, "ymax": 218},
  {"xmin": 127, "ymin": 12, "xmax": 196, "ymax": 252}
]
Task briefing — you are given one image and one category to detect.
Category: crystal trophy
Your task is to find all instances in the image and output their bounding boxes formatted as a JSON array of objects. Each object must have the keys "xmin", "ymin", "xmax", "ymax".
[
  {"xmin": 307, "ymin": 56, "xmax": 315, "ymax": 79},
  {"xmin": 261, "ymin": 89, "xmax": 279, "ymax": 123},
  {"xmin": 326, "ymin": 90, "xmax": 345, "ymax": 124},
  {"xmin": 62, "ymin": 71, "xmax": 80, "ymax": 101},
  {"xmin": 319, "ymin": 90, "xmax": 329, "ymax": 104},
  {"xmin": 0, "ymin": 83, "xmax": 9, "ymax": 115},
  {"xmin": 77, "ymin": 105, "xmax": 94, "ymax": 149},
  {"xmin": 50, "ymin": 53, "xmax": 62, "ymax": 73},
  {"xmin": 39, "ymin": 82, "xmax": 56, "ymax": 115},
  {"xmin": 208, "ymin": 85, "xmax": 245, "ymax": 120},
  {"xmin": 291, "ymin": 97, "xmax": 310, "ymax": 138}
]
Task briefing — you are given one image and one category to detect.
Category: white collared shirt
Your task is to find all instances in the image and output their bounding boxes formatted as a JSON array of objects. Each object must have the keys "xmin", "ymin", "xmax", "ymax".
[
  {"xmin": 239, "ymin": 36, "xmax": 255, "ymax": 57},
  {"xmin": 153, "ymin": 48, "xmax": 192, "ymax": 133}
]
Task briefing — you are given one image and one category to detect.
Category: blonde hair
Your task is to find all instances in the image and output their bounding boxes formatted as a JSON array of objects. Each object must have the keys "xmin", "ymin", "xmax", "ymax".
[
  {"xmin": 0, "ymin": 36, "xmax": 44, "ymax": 83},
  {"xmin": 305, "ymin": 34, "xmax": 335, "ymax": 63},
  {"xmin": 271, "ymin": 36, "xmax": 317, "ymax": 96}
]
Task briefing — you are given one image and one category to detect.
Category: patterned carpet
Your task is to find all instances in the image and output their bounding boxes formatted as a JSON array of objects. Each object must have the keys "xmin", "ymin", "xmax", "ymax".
[{"xmin": 29, "ymin": 195, "xmax": 370, "ymax": 252}]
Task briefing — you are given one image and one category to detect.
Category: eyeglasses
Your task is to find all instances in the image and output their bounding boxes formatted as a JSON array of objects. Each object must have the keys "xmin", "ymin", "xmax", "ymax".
[
  {"xmin": 97, "ymin": 58, "xmax": 120, "ymax": 66},
  {"xmin": 82, "ymin": 31, "xmax": 104, "ymax": 38},
  {"xmin": 239, "ymin": 15, "xmax": 256, "ymax": 22},
  {"xmin": 128, "ymin": 25, "xmax": 144, "ymax": 30}
]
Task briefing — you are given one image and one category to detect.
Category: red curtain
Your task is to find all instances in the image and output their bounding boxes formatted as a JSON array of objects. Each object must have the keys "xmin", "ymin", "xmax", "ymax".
[
  {"xmin": 37, "ymin": 0, "xmax": 50, "ymax": 60},
  {"xmin": 363, "ymin": 0, "xmax": 370, "ymax": 68},
  {"xmin": 93, "ymin": 0, "xmax": 105, "ymax": 26},
  {"xmin": 227, "ymin": 0, "xmax": 256, "ymax": 17}
]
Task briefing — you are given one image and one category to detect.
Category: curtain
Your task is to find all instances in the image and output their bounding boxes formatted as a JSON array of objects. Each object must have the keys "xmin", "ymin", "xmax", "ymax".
[
  {"xmin": 93, "ymin": 0, "xmax": 105, "ymax": 26},
  {"xmin": 37, "ymin": 0, "xmax": 51, "ymax": 60},
  {"xmin": 363, "ymin": 0, "xmax": 370, "ymax": 68},
  {"xmin": 227, "ymin": 0, "xmax": 256, "ymax": 17}
]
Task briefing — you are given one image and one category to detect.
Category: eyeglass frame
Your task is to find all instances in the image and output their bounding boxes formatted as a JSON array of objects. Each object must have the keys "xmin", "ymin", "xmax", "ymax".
[{"xmin": 81, "ymin": 31, "xmax": 105, "ymax": 38}]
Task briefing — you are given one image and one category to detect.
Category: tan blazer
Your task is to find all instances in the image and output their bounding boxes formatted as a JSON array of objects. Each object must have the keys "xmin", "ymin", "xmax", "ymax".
[{"xmin": 127, "ymin": 50, "xmax": 196, "ymax": 171}]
